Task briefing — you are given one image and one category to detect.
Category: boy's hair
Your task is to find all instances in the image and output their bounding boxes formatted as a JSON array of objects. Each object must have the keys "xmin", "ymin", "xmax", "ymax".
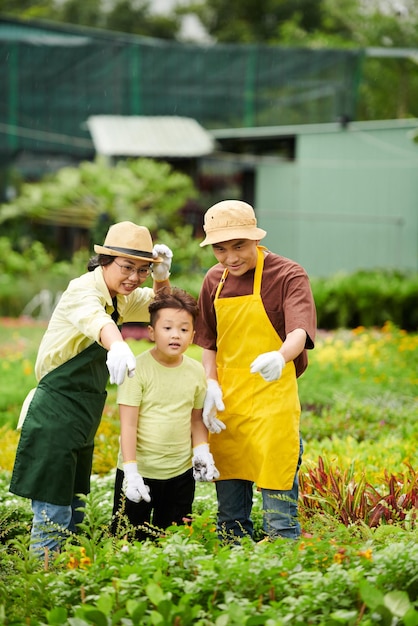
[{"xmin": 149, "ymin": 287, "xmax": 199, "ymax": 327}]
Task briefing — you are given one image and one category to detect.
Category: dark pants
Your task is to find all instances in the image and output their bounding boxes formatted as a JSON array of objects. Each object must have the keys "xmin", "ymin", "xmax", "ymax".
[
  {"xmin": 111, "ymin": 468, "xmax": 195, "ymax": 541},
  {"xmin": 216, "ymin": 438, "xmax": 304, "ymax": 542}
]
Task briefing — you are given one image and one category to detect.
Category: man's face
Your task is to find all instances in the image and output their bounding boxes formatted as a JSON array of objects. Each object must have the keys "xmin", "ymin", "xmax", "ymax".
[{"xmin": 211, "ymin": 239, "xmax": 259, "ymax": 276}]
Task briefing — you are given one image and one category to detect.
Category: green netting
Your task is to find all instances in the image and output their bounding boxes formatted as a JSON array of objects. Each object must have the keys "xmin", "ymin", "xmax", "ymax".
[{"xmin": 0, "ymin": 17, "xmax": 363, "ymax": 158}]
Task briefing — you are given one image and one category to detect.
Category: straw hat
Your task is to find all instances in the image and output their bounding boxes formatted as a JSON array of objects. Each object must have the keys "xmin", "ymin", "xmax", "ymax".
[
  {"xmin": 94, "ymin": 221, "xmax": 162, "ymax": 263},
  {"xmin": 200, "ymin": 200, "xmax": 266, "ymax": 247}
]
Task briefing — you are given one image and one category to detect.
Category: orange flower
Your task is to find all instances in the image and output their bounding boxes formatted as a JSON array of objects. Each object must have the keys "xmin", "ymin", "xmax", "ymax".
[{"xmin": 358, "ymin": 548, "xmax": 373, "ymax": 560}]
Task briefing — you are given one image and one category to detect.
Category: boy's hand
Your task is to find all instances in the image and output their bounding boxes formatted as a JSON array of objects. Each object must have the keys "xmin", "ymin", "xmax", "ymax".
[
  {"xmin": 192, "ymin": 443, "xmax": 220, "ymax": 482},
  {"xmin": 123, "ymin": 462, "xmax": 151, "ymax": 503},
  {"xmin": 203, "ymin": 379, "xmax": 226, "ymax": 433}
]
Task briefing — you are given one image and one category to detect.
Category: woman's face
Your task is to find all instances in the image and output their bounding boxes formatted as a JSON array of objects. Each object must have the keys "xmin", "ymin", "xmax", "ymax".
[{"xmin": 102, "ymin": 257, "xmax": 152, "ymax": 297}]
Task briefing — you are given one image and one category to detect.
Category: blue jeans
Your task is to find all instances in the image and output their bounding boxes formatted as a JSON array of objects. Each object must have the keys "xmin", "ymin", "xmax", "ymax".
[
  {"xmin": 30, "ymin": 496, "xmax": 85, "ymax": 554},
  {"xmin": 216, "ymin": 439, "xmax": 303, "ymax": 542}
]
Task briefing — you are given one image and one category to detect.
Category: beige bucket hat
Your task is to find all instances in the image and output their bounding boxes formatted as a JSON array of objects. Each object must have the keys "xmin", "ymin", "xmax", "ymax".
[
  {"xmin": 94, "ymin": 221, "xmax": 162, "ymax": 263},
  {"xmin": 200, "ymin": 200, "xmax": 266, "ymax": 247}
]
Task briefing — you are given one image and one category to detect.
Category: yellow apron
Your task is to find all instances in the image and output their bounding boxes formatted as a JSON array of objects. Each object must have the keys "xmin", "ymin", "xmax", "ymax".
[{"xmin": 210, "ymin": 246, "xmax": 300, "ymax": 490}]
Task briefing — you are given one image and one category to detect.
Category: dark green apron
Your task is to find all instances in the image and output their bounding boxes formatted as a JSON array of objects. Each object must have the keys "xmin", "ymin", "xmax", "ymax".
[{"xmin": 9, "ymin": 342, "xmax": 108, "ymax": 506}]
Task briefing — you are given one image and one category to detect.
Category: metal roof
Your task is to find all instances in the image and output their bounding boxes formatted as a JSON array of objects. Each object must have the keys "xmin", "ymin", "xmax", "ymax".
[
  {"xmin": 211, "ymin": 118, "xmax": 418, "ymax": 140},
  {"xmin": 86, "ymin": 115, "xmax": 215, "ymax": 158}
]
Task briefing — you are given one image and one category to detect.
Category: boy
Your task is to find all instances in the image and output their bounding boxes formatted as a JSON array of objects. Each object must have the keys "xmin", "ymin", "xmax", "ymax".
[{"xmin": 111, "ymin": 287, "xmax": 218, "ymax": 540}]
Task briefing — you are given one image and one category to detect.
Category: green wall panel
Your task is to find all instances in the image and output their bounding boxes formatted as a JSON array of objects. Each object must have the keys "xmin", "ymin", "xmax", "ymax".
[{"xmin": 256, "ymin": 123, "xmax": 418, "ymax": 277}]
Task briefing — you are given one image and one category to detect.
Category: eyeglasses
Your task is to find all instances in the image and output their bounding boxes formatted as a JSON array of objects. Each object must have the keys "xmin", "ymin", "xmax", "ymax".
[{"xmin": 114, "ymin": 260, "xmax": 152, "ymax": 277}]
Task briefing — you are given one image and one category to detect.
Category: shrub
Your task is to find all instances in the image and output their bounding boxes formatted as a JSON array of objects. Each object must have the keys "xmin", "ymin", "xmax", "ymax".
[{"xmin": 311, "ymin": 269, "xmax": 418, "ymax": 330}]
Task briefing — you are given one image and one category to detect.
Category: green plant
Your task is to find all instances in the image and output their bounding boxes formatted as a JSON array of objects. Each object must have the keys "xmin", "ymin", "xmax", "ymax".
[
  {"xmin": 0, "ymin": 237, "xmax": 87, "ymax": 317},
  {"xmin": 1, "ymin": 323, "xmax": 418, "ymax": 625},
  {"xmin": 311, "ymin": 269, "xmax": 418, "ymax": 330},
  {"xmin": 358, "ymin": 580, "xmax": 418, "ymax": 626}
]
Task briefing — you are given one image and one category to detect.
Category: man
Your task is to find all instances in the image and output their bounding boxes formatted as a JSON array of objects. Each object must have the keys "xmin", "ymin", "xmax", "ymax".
[{"xmin": 194, "ymin": 200, "xmax": 316, "ymax": 541}]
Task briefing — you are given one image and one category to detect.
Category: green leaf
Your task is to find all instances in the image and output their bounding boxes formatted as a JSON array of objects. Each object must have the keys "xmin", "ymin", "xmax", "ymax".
[
  {"xmin": 156, "ymin": 599, "xmax": 174, "ymax": 621},
  {"xmin": 149, "ymin": 610, "xmax": 165, "ymax": 625},
  {"xmin": 146, "ymin": 582, "xmax": 167, "ymax": 606},
  {"xmin": 246, "ymin": 615, "xmax": 282, "ymax": 625},
  {"xmin": 126, "ymin": 599, "xmax": 147, "ymax": 622},
  {"xmin": 403, "ymin": 607, "xmax": 418, "ymax": 626},
  {"xmin": 79, "ymin": 608, "xmax": 109, "ymax": 626},
  {"xmin": 384, "ymin": 590, "xmax": 412, "ymax": 618},
  {"xmin": 329, "ymin": 609, "xmax": 358, "ymax": 622},
  {"xmin": 46, "ymin": 607, "xmax": 68, "ymax": 624},
  {"xmin": 96, "ymin": 594, "xmax": 114, "ymax": 615},
  {"xmin": 359, "ymin": 579, "xmax": 384, "ymax": 610}
]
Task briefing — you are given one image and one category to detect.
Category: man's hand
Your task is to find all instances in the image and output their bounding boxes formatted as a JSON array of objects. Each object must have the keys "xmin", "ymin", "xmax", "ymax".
[
  {"xmin": 203, "ymin": 379, "xmax": 226, "ymax": 434},
  {"xmin": 192, "ymin": 443, "xmax": 220, "ymax": 481},
  {"xmin": 151, "ymin": 244, "xmax": 173, "ymax": 282},
  {"xmin": 122, "ymin": 462, "xmax": 151, "ymax": 503},
  {"xmin": 250, "ymin": 351, "xmax": 286, "ymax": 382},
  {"xmin": 107, "ymin": 342, "xmax": 136, "ymax": 385}
]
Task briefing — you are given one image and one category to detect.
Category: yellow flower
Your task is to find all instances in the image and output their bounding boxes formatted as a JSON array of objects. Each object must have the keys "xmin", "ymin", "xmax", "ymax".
[
  {"xmin": 358, "ymin": 548, "xmax": 373, "ymax": 560},
  {"xmin": 333, "ymin": 548, "xmax": 347, "ymax": 564},
  {"xmin": 67, "ymin": 556, "xmax": 78, "ymax": 570},
  {"xmin": 67, "ymin": 547, "xmax": 91, "ymax": 570}
]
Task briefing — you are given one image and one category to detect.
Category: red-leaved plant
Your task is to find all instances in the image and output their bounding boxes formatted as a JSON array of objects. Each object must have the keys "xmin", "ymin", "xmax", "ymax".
[{"xmin": 299, "ymin": 456, "xmax": 417, "ymax": 528}]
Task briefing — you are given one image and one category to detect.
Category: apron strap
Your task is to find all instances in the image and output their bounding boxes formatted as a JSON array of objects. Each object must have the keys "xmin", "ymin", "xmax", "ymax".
[
  {"xmin": 111, "ymin": 296, "xmax": 119, "ymax": 323},
  {"xmin": 253, "ymin": 247, "xmax": 265, "ymax": 296},
  {"xmin": 215, "ymin": 269, "xmax": 228, "ymax": 300}
]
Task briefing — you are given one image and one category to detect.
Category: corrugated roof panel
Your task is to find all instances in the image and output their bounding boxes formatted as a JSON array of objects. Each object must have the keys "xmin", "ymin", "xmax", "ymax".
[
  {"xmin": 211, "ymin": 118, "xmax": 418, "ymax": 140},
  {"xmin": 86, "ymin": 115, "xmax": 215, "ymax": 157}
]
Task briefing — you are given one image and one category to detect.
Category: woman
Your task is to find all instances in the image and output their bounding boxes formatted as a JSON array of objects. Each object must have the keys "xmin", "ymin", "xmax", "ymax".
[{"xmin": 9, "ymin": 221, "xmax": 173, "ymax": 554}]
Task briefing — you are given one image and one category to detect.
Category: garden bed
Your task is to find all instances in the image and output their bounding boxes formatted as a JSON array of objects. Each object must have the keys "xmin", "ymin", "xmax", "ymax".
[{"xmin": 0, "ymin": 320, "xmax": 417, "ymax": 625}]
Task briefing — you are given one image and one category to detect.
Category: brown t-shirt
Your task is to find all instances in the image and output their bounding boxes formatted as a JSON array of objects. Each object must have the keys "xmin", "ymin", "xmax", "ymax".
[{"xmin": 194, "ymin": 251, "xmax": 316, "ymax": 378}]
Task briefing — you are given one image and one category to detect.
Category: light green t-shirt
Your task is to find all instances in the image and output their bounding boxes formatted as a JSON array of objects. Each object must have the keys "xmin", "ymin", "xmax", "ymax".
[{"xmin": 116, "ymin": 350, "xmax": 207, "ymax": 480}]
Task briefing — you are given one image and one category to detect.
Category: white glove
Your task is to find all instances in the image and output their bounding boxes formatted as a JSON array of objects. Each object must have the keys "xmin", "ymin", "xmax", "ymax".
[
  {"xmin": 122, "ymin": 462, "xmax": 151, "ymax": 503},
  {"xmin": 106, "ymin": 341, "xmax": 136, "ymax": 385},
  {"xmin": 192, "ymin": 443, "xmax": 220, "ymax": 482},
  {"xmin": 250, "ymin": 351, "xmax": 286, "ymax": 382},
  {"xmin": 151, "ymin": 244, "xmax": 173, "ymax": 281},
  {"xmin": 203, "ymin": 379, "xmax": 226, "ymax": 434}
]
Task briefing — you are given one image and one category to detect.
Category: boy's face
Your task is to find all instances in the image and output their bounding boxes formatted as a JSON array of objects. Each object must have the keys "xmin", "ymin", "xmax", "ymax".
[
  {"xmin": 211, "ymin": 239, "xmax": 259, "ymax": 276},
  {"xmin": 148, "ymin": 308, "xmax": 195, "ymax": 361}
]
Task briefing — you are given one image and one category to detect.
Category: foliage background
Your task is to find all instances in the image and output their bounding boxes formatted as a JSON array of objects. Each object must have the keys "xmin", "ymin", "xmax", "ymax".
[
  {"xmin": 2, "ymin": 0, "xmax": 418, "ymax": 122},
  {"xmin": 0, "ymin": 157, "xmax": 417, "ymax": 326},
  {"xmin": 0, "ymin": 3, "xmax": 417, "ymax": 621}
]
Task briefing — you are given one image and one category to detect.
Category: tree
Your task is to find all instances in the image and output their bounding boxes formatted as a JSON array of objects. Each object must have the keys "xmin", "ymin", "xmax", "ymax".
[
  {"xmin": 0, "ymin": 0, "xmax": 181, "ymax": 39},
  {"xmin": 180, "ymin": 0, "xmax": 418, "ymax": 120},
  {"xmin": 0, "ymin": 0, "xmax": 56, "ymax": 20},
  {"xmin": 0, "ymin": 157, "xmax": 198, "ymax": 258},
  {"xmin": 179, "ymin": 0, "xmax": 324, "ymax": 44}
]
